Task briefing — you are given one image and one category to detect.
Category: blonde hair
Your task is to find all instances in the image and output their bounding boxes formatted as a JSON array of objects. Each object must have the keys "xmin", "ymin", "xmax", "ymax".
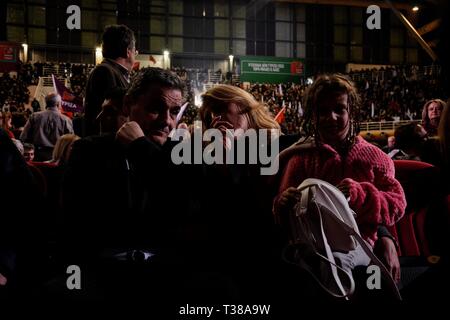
[
  {"xmin": 200, "ymin": 84, "xmax": 280, "ymax": 131},
  {"xmin": 51, "ymin": 134, "xmax": 80, "ymax": 165},
  {"xmin": 421, "ymin": 99, "xmax": 446, "ymax": 135}
]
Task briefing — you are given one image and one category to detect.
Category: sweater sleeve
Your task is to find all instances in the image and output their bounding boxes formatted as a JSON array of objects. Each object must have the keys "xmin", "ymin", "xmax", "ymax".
[
  {"xmin": 342, "ymin": 157, "xmax": 406, "ymax": 227},
  {"xmin": 272, "ymin": 156, "xmax": 303, "ymax": 221}
]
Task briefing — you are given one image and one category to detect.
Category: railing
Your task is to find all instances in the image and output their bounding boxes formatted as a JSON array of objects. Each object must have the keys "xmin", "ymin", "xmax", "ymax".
[
  {"xmin": 43, "ymin": 65, "xmax": 66, "ymax": 78},
  {"xmin": 359, "ymin": 120, "xmax": 421, "ymax": 132},
  {"xmin": 208, "ymin": 71, "xmax": 222, "ymax": 83},
  {"xmin": 34, "ymin": 76, "xmax": 70, "ymax": 111}
]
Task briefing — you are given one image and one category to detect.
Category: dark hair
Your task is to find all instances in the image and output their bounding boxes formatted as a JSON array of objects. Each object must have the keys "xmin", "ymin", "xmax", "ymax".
[
  {"xmin": 302, "ymin": 74, "xmax": 361, "ymax": 149},
  {"xmin": 23, "ymin": 143, "xmax": 34, "ymax": 151},
  {"xmin": 126, "ymin": 67, "xmax": 185, "ymax": 103},
  {"xmin": 102, "ymin": 25, "xmax": 135, "ymax": 60},
  {"xmin": 394, "ymin": 123, "xmax": 426, "ymax": 151}
]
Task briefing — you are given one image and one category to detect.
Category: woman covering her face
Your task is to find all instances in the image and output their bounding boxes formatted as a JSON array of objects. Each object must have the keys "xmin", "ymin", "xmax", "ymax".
[{"xmin": 200, "ymin": 84, "xmax": 281, "ymax": 134}]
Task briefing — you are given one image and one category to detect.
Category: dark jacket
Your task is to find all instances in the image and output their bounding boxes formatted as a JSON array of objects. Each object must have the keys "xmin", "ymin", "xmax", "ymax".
[
  {"xmin": 0, "ymin": 129, "xmax": 44, "ymax": 291},
  {"xmin": 84, "ymin": 59, "xmax": 130, "ymax": 136},
  {"xmin": 61, "ymin": 133, "xmax": 189, "ymax": 262}
]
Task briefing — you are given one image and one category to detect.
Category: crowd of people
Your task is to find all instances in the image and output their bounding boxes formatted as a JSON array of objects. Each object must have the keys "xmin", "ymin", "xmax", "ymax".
[
  {"xmin": 352, "ymin": 65, "xmax": 446, "ymax": 122},
  {"xmin": 1, "ymin": 24, "xmax": 449, "ymax": 307},
  {"xmin": 2, "ymin": 57, "xmax": 447, "ymax": 137},
  {"xmin": 153, "ymin": 64, "xmax": 448, "ymax": 133}
]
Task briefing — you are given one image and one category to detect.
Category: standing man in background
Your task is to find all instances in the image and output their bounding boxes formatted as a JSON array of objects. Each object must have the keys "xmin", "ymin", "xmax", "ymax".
[
  {"xmin": 20, "ymin": 93, "xmax": 74, "ymax": 161},
  {"xmin": 83, "ymin": 24, "xmax": 137, "ymax": 136}
]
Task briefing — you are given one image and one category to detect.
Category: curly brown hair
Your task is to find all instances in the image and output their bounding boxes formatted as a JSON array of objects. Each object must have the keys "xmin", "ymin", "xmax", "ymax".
[{"xmin": 301, "ymin": 74, "xmax": 361, "ymax": 150}]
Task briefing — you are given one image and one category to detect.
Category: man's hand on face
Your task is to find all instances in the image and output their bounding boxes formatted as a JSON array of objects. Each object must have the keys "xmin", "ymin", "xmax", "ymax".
[{"xmin": 116, "ymin": 121, "xmax": 145, "ymax": 145}]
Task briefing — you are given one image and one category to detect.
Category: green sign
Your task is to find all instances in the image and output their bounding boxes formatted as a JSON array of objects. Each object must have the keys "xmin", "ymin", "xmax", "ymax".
[{"xmin": 240, "ymin": 56, "xmax": 305, "ymax": 84}]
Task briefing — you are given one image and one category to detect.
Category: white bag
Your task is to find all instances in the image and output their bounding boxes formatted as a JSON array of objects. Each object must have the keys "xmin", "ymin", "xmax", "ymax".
[{"xmin": 285, "ymin": 178, "xmax": 401, "ymax": 300}]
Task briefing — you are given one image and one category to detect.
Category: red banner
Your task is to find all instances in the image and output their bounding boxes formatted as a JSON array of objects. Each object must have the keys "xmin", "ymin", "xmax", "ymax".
[
  {"xmin": 0, "ymin": 42, "xmax": 20, "ymax": 73},
  {"xmin": 0, "ymin": 44, "xmax": 17, "ymax": 62}
]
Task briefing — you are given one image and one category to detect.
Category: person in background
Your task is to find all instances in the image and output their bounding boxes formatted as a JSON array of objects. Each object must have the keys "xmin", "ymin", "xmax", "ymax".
[
  {"xmin": 20, "ymin": 93, "xmax": 74, "ymax": 161},
  {"xmin": 383, "ymin": 136, "xmax": 396, "ymax": 154},
  {"xmin": 389, "ymin": 123, "xmax": 428, "ymax": 160},
  {"xmin": 421, "ymin": 99, "xmax": 446, "ymax": 136},
  {"xmin": 84, "ymin": 25, "xmax": 136, "ymax": 136},
  {"xmin": 0, "ymin": 111, "xmax": 14, "ymax": 139},
  {"xmin": 31, "ymin": 98, "xmax": 41, "ymax": 113},
  {"xmin": 23, "ymin": 143, "xmax": 35, "ymax": 162}
]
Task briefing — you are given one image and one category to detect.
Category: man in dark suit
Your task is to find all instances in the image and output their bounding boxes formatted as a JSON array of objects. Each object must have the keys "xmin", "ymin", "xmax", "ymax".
[
  {"xmin": 62, "ymin": 67, "xmax": 190, "ymax": 301},
  {"xmin": 83, "ymin": 25, "xmax": 136, "ymax": 136}
]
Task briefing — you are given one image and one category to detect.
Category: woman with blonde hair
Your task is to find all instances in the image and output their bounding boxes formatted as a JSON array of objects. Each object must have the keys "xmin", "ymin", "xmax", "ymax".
[
  {"xmin": 49, "ymin": 134, "xmax": 80, "ymax": 166},
  {"xmin": 193, "ymin": 84, "xmax": 282, "ymax": 300},
  {"xmin": 200, "ymin": 84, "xmax": 281, "ymax": 132},
  {"xmin": 421, "ymin": 99, "xmax": 446, "ymax": 136}
]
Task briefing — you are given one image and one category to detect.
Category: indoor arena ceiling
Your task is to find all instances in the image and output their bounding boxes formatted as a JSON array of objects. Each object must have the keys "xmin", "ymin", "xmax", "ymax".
[{"xmin": 275, "ymin": 0, "xmax": 431, "ymax": 11}]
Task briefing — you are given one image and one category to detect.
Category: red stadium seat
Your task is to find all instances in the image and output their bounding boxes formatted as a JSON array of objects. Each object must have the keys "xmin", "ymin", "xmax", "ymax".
[
  {"xmin": 27, "ymin": 163, "xmax": 47, "ymax": 196},
  {"xmin": 30, "ymin": 161, "xmax": 63, "ymax": 230},
  {"xmin": 391, "ymin": 160, "xmax": 446, "ymax": 257}
]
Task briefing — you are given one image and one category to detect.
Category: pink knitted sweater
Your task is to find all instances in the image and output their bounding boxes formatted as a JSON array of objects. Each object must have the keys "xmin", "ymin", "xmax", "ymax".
[{"xmin": 274, "ymin": 136, "xmax": 406, "ymax": 246}]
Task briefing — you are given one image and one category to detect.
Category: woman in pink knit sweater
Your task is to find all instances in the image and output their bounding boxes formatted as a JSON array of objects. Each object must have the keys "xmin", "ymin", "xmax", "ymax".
[{"xmin": 273, "ymin": 74, "xmax": 406, "ymax": 283}]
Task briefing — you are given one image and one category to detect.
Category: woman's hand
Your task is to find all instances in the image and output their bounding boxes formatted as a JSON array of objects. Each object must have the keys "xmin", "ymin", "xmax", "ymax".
[
  {"xmin": 210, "ymin": 116, "xmax": 234, "ymax": 149},
  {"xmin": 210, "ymin": 116, "xmax": 234, "ymax": 133}
]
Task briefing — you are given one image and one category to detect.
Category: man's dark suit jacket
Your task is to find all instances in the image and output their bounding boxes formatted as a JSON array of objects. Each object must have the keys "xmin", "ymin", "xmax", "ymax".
[
  {"xmin": 83, "ymin": 59, "xmax": 130, "ymax": 136},
  {"xmin": 62, "ymin": 133, "xmax": 192, "ymax": 263}
]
